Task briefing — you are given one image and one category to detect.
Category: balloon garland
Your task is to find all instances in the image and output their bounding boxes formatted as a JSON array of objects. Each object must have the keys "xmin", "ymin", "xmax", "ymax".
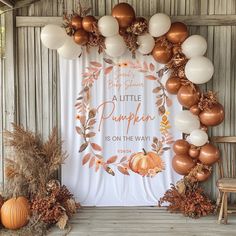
[{"xmin": 41, "ymin": 2, "xmax": 225, "ymax": 183}]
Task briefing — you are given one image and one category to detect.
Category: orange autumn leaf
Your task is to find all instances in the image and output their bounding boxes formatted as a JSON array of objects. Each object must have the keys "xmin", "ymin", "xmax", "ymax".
[
  {"xmin": 118, "ymin": 166, "xmax": 130, "ymax": 175},
  {"xmin": 89, "ymin": 156, "xmax": 95, "ymax": 168},
  {"xmin": 95, "ymin": 162, "xmax": 100, "ymax": 172},
  {"xmin": 107, "ymin": 155, "xmax": 118, "ymax": 164},
  {"xmin": 90, "ymin": 61, "xmax": 102, "ymax": 67},
  {"xmin": 104, "ymin": 66, "xmax": 113, "ymax": 75},
  {"xmin": 86, "ymin": 132, "xmax": 96, "ymax": 138},
  {"xmin": 91, "ymin": 143, "xmax": 102, "ymax": 151},
  {"xmin": 149, "ymin": 63, "xmax": 155, "ymax": 71},
  {"xmin": 145, "ymin": 75, "xmax": 157, "ymax": 80},
  {"xmin": 82, "ymin": 153, "xmax": 91, "ymax": 165}
]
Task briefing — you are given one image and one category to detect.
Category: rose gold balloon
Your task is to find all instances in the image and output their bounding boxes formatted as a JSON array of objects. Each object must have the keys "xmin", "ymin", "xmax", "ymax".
[
  {"xmin": 199, "ymin": 103, "xmax": 225, "ymax": 126},
  {"xmin": 74, "ymin": 29, "xmax": 89, "ymax": 45},
  {"xmin": 82, "ymin": 15, "xmax": 97, "ymax": 32},
  {"xmin": 71, "ymin": 15, "xmax": 83, "ymax": 30},
  {"xmin": 172, "ymin": 154, "xmax": 195, "ymax": 175},
  {"xmin": 190, "ymin": 104, "xmax": 201, "ymax": 115},
  {"xmin": 198, "ymin": 143, "xmax": 220, "ymax": 165},
  {"xmin": 188, "ymin": 146, "xmax": 200, "ymax": 159},
  {"xmin": 152, "ymin": 43, "xmax": 173, "ymax": 64},
  {"xmin": 165, "ymin": 77, "xmax": 181, "ymax": 94},
  {"xmin": 195, "ymin": 169, "xmax": 211, "ymax": 182},
  {"xmin": 166, "ymin": 22, "xmax": 189, "ymax": 44},
  {"xmin": 177, "ymin": 85, "xmax": 200, "ymax": 108},
  {"xmin": 173, "ymin": 139, "xmax": 190, "ymax": 155},
  {"xmin": 112, "ymin": 3, "xmax": 135, "ymax": 28}
]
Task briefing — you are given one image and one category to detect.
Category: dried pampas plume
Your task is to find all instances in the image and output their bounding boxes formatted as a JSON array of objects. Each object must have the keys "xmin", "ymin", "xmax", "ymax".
[{"xmin": 4, "ymin": 123, "xmax": 67, "ymax": 199}]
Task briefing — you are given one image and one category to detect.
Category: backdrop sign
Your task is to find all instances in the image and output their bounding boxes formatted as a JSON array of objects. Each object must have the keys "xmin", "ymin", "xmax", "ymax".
[{"xmin": 60, "ymin": 48, "xmax": 182, "ymax": 206}]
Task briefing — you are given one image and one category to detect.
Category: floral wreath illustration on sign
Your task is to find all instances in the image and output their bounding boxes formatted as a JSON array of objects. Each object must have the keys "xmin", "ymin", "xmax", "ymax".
[{"xmin": 75, "ymin": 58, "xmax": 174, "ymax": 177}]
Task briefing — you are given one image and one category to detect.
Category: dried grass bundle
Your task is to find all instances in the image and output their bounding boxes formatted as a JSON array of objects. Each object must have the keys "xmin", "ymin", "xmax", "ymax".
[{"xmin": 4, "ymin": 123, "xmax": 67, "ymax": 198}]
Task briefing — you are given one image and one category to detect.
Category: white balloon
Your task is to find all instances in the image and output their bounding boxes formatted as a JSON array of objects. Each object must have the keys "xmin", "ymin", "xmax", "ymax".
[
  {"xmin": 105, "ymin": 35, "xmax": 126, "ymax": 58},
  {"xmin": 174, "ymin": 110, "xmax": 200, "ymax": 134},
  {"xmin": 189, "ymin": 129, "xmax": 208, "ymax": 147},
  {"xmin": 149, "ymin": 13, "xmax": 171, "ymax": 37},
  {"xmin": 137, "ymin": 33, "xmax": 155, "ymax": 54},
  {"xmin": 57, "ymin": 36, "xmax": 82, "ymax": 60},
  {"xmin": 182, "ymin": 35, "xmax": 207, "ymax": 59},
  {"xmin": 41, "ymin": 24, "xmax": 67, "ymax": 49},
  {"xmin": 185, "ymin": 56, "xmax": 214, "ymax": 84},
  {"xmin": 98, "ymin": 16, "xmax": 119, "ymax": 37}
]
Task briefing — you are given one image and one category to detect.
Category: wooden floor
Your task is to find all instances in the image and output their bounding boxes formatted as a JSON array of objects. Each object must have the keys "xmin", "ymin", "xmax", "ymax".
[{"xmin": 48, "ymin": 207, "xmax": 236, "ymax": 236}]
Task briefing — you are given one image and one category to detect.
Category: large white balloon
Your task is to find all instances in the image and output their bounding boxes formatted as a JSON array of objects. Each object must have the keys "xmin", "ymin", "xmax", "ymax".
[
  {"xmin": 185, "ymin": 56, "xmax": 214, "ymax": 84},
  {"xmin": 98, "ymin": 16, "xmax": 119, "ymax": 37},
  {"xmin": 189, "ymin": 129, "xmax": 208, "ymax": 147},
  {"xmin": 137, "ymin": 33, "xmax": 155, "ymax": 54},
  {"xmin": 41, "ymin": 24, "xmax": 67, "ymax": 49},
  {"xmin": 57, "ymin": 36, "xmax": 82, "ymax": 60},
  {"xmin": 149, "ymin": 13, "xmax": 171, "ymax": 37},
  {"xmin": 105, "ymin": 35, "xmax": 126, "ymax": 58},
  {"xmin": 182, "ymin": 35, "xmax": 207, "ymax": 59},
  {"xmin": 174, "ymin": 110, "xmax": 200, "ymax": 134}
]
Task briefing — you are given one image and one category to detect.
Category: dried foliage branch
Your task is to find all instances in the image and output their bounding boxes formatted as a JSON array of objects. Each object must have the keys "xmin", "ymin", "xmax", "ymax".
[{"xmin": 4, "ymin": 123, "xmax": 67, "ymax": 199}]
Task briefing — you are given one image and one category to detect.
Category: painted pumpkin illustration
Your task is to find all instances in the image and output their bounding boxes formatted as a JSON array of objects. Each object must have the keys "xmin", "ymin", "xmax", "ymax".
[{"xmin": 129, "ymin": 149, "xmax": 165, "ymax": 177}]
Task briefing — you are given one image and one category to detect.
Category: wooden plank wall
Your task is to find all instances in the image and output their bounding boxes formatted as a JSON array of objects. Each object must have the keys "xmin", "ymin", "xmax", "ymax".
[{"xmin": 0, "ymin": 0, "xmax": 236, "ymax": 201}]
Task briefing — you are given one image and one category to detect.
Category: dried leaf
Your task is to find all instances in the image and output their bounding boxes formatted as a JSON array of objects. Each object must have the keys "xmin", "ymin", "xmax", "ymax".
[
  {"xmin": 89, "ymin": 156, "xmax": 95, "ymax": 168},
  {"xmin": 104, "ymin": 66, "xmax": 113, "ymax": 75},
  {"xmin": 79, "ymin": 143, "xmax": 88, "ymax": 152},
  {"xmin": 149, "ymin": 63, "xmax": 155, "ymax": 71},
  {"xmin": 56, "ymin": 213, "xmax": 68, "ymax": 230},
  {"xmin": 90, "ymin": 61, "xmax": 102, "ymax": 67},
  {"xmin": 166, "ymin": 97, "xmax": 172, "ymax": 107},
  {"xmin": 91, "ymin": 143, "xmax": 102, "ymax": 151},
  {"xmin": 145, "ymin": 75, "xmax": 157, "ymax": 80},
  {"xmin": 80, "ymin": 116, "xmax": 86, "ymax": 126},
  {"xmin": 76, "ymin": 126, "xmax": 83, "ymax": 135},
  {"xmin": 107, "ymin": 155, "xmax": 118, "ymax": 164},
  {"xmin": 103, "ymin": 58, "xmax": 114, "ymax": 64},
  {"xmin": 153, "ymin": 87, "xmax": 162, "ymax": 93},
  {"xmin": 88, "ymin": 119, "xmax": 96, "ymax": 126},
  {"xmin": 118, "ymin": 166, "xmax": 130, "ymax": 175},
  {"xmin": 82, "ymin": 153, "xmax": 91, "ymax": 165},
  {"xmin": 86, "ymin": 132, "xmax": 96, "ymax": 138}
]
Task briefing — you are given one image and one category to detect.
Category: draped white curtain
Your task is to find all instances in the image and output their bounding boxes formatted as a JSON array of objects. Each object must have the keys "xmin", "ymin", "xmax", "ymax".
[{"xmin": 60, "ymin": 48, "xmax": 182, "ymax": 206}]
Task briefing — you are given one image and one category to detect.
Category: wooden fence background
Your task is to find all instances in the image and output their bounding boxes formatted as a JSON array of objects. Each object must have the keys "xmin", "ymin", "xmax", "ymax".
[{"xmin": 0, "ymin": 0, "xmax": 236, "ymax": 201}]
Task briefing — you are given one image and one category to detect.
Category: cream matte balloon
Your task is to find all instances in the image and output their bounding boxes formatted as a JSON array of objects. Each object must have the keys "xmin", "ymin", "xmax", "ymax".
[
  {"xmin": 105, "ymin": 35, "xmax": 126, "ymax": 58},
  {"xmin": 98, "ymin": 16, "xmax": 119, "ymax": 37},
  {"xmin": 137, "ymin": 33, "xmax": 155, "ymax": 54},
  {"xmin": 189, "ymin": 129, "xmax": 208, "ymax": 147},
  {"xmin": 185, "ymin": 56, "xmax": 214, "ymax": 84},
  {"xmin": 174, "ymin": 110, "xmax": 200, "ymax": 134},
  {"xmin": 58, "ymin": 36, "xmax": 82, "ymax": 60},
  {"xmin": 148, "ymin": 13, "xmax": 171, "ymax": 37},
  {"xmin": 182, "ymin": 35, "xmax": 207, "ymax": 59},
  {"xmin": 41, "ymin": 24, "xmax": 67, "ymax": 49}
]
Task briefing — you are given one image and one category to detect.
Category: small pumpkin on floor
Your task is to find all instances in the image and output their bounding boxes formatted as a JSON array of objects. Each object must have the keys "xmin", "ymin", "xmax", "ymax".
[{"xmin": 1, "ymin": 196, "xmax": 30, "ymax": 230}]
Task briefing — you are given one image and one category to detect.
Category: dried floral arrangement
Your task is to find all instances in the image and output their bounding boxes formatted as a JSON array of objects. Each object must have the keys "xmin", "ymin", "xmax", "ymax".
[
  {"xmin": 159, "ymin": 178, "xmax": 215, "ymax": 218},
  {"xmin": 0, "ymin": 123, "xmax": 79, "ymax": 235}
]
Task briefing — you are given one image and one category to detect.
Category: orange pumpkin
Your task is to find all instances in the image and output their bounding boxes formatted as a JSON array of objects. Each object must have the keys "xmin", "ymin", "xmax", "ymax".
[
  {"xmin": 1, "ymin": 196, "xmax": 30, "ymax": 230},
  {"xmin": 129, "ymin": 149, "xmax": 164, "ymax": 177}
]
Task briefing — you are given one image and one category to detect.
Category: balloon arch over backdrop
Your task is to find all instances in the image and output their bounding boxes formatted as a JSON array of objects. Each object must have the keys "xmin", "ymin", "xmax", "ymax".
[{"xmin": 41, "ymin": 2, "xmax": 224, "ymax": 208}]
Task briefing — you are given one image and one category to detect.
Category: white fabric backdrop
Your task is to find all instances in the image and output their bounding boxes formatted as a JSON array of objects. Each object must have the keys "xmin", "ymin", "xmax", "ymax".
[{"xmin": 60, "ymin": 48, "xmax": 182, "ymax": 206}]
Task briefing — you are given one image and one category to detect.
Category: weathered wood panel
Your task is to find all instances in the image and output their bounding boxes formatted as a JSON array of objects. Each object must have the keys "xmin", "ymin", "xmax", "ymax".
[{"xmin": 1, "ymin": 0, "xmax": 236, "ymax": 201}]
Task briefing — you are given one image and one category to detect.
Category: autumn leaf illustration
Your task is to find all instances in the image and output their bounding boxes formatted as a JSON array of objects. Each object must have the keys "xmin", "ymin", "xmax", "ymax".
[
  {"xmin": 107, "ymin": 155, "xmax": 118, "ymax": 164},
  {"xmin": 149, "ymin": 63, "xmax": 155, "ymax": 71},
  {"xmin": 105, "ymin": 166, "xmax": 115, "ymax": 176},
  {"xmin": 166, "ymin": 97, "xmax": 172, "ymax": 107},
  {"xmin": 82, "ymin": 153, "xmax": 91, "ymax": 165},
  {"xmin": 153, "ymin": 87, "xmax": 162, "ymax": 93},
  {"xmin": 79, "ymin": 143, "xmax": 88, "ymax": 152},
  {"xmin": 89, "ymin": 156, "xmax": 95, "ymax": 168},
  {"xmin": 91, "ymin": 143, "xmax": 102, "ymax": 151},
  {"xmin": 90, "ymin": 61, "xmax": 102, "ymax": 67},
  {"xmin": 86, "ymin": 132, "xmax": 96, "ymax": 138},
  {"xmin": 118, "ymin": 166, "xmax": 130, "ymax": 175},
  {"xmin": 76, "ymin": 126, "xmax": 83, "ymax": 135},
  {"xmin": 104, "ymin": 66, "xmax": 113, "ymax": 75},
  {"xmin": 103, "ymin": 58, "xmax": 114, "ymax": 64},
  {"xmin": 119, "ymin": 156, "xmax": 127, "ymax": 163},
  {"xmin": 145, "ymin": 75, "xmax": 157, "ymax": 80}
]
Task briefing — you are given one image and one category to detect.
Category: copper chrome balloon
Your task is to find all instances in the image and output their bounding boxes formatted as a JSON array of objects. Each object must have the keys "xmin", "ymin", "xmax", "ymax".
[
  {"xmin": 71, "ymin": 15, "xmax": 83, "ymax": 30},
  {"xmin": 173, "ymin": 139, "xmax": 190, "ymax": 155},
  {"xmin": 166, "ymin": 22, "xmax": 189, "ymax": 44},
  {"xmin": 188, "ymin": 146, "xmax": 200, "ymax": 159},
  {"xmin": 190, "ymin": 104, "xmax": 201, "ymax": 115},
  {"xmin": 82, "ymin": 15, "xmax": 97, "ymax": 32},
  {"xmin": 74, "ymin": 29, "xmax": 89, "ymax": 45},
  {"xmin": 172, "ymin": 154, "xmax": 195, "ymax": 175},
  {"xmin": 195, "ymin": 169, "xmax": 211, "ymax": 182},
  {"xmin": 165, "ymin": 77, "xmax": 181, "ymax": 94},
  {"xmin": 198, "ymin": 143, "xmax": 220, "ymax": 165},
  {"xmin": 152, "ymin": 43, "xmax": 173, "ymax": 64}
]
